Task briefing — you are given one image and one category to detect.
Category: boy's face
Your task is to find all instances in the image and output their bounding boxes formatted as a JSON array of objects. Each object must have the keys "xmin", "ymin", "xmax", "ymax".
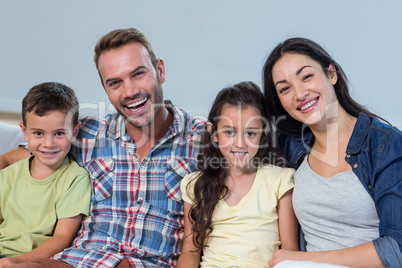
[{"xmin": 20, "ymin": 110, "xmax": 80, "ymax": 175}]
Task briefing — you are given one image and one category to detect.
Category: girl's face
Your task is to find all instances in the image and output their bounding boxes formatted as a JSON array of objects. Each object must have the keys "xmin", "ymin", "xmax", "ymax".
[
  {"xmin": 212, "ymin": 104, "xmax": 264, "ymax": 173},
  {"xmin": 272, "ymin": 53, "xmax": 338, "ymax": 126}
]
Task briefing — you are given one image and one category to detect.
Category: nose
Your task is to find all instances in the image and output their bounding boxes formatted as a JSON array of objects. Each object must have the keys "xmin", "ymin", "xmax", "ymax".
[
  {"xmin": 294, "ymin": 84, "xmax": 309, "ymax": 101},
  {"xmin": 43, "ymin": 135, "xmax": 55, "ymax": 147},
  {"xmin": 234, "ymin": 133, "xmax": 245, "ymax": 148},
  {"xmin": 122, "ymin": 80, "xmax": 140, "ymax": 99}
]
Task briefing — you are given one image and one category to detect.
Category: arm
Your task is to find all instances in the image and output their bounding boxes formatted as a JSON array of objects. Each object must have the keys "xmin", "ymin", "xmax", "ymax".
[
  {"xmin": 0, "ymin": 215, "xmax": 83, "ymax": 267},
  {"xmin": 0, "ymin": 147, "xmax": 30, "ymax": 170},
  {"xmin": 268, "ymin": 241, "xmax": 384, "ymax": 268},
  {"xmin": 176, "ymin": 201, "xmax": 201, "ymax": 268},
  {"xmin": 277, "ymin": 189, "xmax": 299, "ymax": 251}
]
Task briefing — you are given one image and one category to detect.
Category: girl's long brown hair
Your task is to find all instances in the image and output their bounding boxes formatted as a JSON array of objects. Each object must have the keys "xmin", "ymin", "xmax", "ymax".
[{"xmin": 187, "ymin": 81, "xmax": 279, "ymax": 250}]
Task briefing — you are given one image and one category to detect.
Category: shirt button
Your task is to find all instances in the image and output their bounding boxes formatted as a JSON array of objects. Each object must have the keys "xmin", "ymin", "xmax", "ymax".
[
  {"xmin": 353, "ymin": 164, "xmax": 358, "ymax": 168},
  {"xmin": 368, "ymin": 184, "xmax": 372, "ymax": 190},
  {"xmin": 346, "ymin": 154, "xmax": 351, "ymax": 158}
]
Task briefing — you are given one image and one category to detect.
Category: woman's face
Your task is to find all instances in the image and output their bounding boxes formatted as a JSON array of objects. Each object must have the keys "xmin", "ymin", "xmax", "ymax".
[{"xmin": 271, "ymin": 53, "xmax": 338, "ymax": 126}]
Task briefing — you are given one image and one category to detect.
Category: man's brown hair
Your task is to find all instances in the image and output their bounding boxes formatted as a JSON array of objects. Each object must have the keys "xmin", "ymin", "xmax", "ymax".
[{"xmin": 94, "ymin": 28, "xmax": 158, "ymax": 85}]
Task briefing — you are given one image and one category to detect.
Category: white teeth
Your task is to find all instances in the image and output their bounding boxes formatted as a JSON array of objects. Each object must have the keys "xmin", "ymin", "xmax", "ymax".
[
  {"xmin": 233, "ymin": 152, "xmax": 246, "ymax": 156},
  {"xmin": 127, "ymin": 98, "xmax": 148, "ymax": 109},
  {"xmin": 300, "ymin": 99, "xmax": 317, "ymax": 111}
]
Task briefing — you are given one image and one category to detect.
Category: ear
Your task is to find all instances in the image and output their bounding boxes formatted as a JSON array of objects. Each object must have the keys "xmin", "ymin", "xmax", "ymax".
[
  {"xmin": 328, "ymin": 64, "xmax": 338, "ymax": 85},
  {"xmin": 206, "ymin": 122, "xmax": 218, "ymax": 143},
  {"xmin": 19, "ymin": 122, "xmax": 29, "ymax": 142},
  {"xmin": 156, "ymin": 58, "xmax": 166, "ymax": 84},
  {"xmin": 71, "ymin": 122, "xmax": 81, "ymax": 142}
]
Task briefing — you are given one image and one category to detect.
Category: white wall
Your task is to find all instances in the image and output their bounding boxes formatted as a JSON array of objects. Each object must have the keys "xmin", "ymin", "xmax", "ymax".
[{"xmin": 1, "ymin": 0, "xmax": 401, "ymax": 127}]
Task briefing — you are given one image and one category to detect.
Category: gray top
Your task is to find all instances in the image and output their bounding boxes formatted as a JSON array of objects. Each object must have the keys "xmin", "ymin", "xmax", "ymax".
[{"xmin": 293, "ymin": 156, "xmax": 379, "ymax": 252}]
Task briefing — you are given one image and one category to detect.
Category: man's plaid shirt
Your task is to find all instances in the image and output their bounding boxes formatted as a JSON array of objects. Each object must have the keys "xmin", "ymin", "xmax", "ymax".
[{"xmin": 53, "ymin": 101, "xmax": 204, "ymax": 267}]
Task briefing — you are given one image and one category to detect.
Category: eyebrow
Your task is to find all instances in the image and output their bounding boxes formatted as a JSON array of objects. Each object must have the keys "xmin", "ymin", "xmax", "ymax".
[
  {"xmin": 104, "ymin": 66, "xmax": 147, "ymax": 85},
  {"xmin": 274, "ymin": 65, "xmax": 312, "ymax": 87}
]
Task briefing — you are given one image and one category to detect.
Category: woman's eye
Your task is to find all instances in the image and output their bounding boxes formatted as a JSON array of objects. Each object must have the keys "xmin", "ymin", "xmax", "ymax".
[
  {"xmin": 303, "ymin": 74, "xmax": 313, "ymax": 80},
  {"xmin": 279, "ymin": 86, "xmax": 289, "ymax": 94}
]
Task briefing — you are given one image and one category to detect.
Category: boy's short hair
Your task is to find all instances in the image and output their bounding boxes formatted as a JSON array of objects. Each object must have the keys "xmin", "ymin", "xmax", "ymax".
[{"xmin": 22, "ymin": 82, "xmax": 79, "ymax": 126}]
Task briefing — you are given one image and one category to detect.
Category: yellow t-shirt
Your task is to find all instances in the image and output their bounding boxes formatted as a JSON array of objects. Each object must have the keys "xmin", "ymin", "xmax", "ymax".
[
  {"xmin": 181, "ymin": 164, "xmax": 295, "ymax": 268},
  {"xmin": 0, "ymin": 156, "xmax": 91, "ymax": 257}
]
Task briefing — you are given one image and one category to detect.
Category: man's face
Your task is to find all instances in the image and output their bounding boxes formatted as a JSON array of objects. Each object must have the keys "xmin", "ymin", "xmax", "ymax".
[{"xmin": 98, "ymin": 42, "xmax": 166, "ymax": 128}]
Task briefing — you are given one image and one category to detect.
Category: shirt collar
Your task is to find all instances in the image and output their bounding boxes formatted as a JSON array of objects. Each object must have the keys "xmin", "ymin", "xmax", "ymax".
[
  {"xmin": 346, "ymin": 112, "xmax": 370, "ymax": 154},
  {"xmin": 109, "ymin": 100, "xmax": 185, "ymax": 141}
]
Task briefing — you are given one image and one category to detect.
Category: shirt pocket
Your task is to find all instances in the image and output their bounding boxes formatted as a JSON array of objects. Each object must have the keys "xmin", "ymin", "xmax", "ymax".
[
  {"xmin": 86, "ymin": 158, "xmax": 114, "ymax": 202},
  {"xmin": 165, "ymin": 157, "xmax": 198, "ymax": 203}
]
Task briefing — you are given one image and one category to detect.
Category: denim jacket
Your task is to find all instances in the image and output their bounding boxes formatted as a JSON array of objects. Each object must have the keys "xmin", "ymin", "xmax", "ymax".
[{"xmin": 278, "ymin": 112, "xmax": 402, "ymax": 267}]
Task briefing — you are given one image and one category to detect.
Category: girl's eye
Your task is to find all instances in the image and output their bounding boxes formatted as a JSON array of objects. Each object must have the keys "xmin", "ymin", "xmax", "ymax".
[
  {"xmin": 33, "ymin": 131, "xmax": 43, "ymax": 136},
  {"xmin": 225, "ymin": 130, "xmax": 235, "ymax": 136},
  {"xmin": 245, "ymin": 131, "xmax": 256, "ymax": 137}
]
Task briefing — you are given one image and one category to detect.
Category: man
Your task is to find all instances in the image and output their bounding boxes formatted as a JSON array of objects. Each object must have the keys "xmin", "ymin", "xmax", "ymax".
[{"xmin": 4, "ymin": 28, "xmax": 204, "ymax": 267}]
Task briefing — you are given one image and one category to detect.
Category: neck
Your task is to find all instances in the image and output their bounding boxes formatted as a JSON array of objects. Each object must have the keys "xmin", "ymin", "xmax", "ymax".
[
  {"xmin": 309, "ymin": 106, "xmax": 357, "ymax": 153},
  {"xmin": 125, "ymin": 106, "xmax": 173, "ymax": 160}
]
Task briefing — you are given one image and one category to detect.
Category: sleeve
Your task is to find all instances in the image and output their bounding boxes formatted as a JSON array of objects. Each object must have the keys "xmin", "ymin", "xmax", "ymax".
[
  {"xmin": 180, "ymin": 172, "xmax": 199, "ymax": 205},
  {"xmin": 372, "ymin": 129, "xmax": 402, "ymax": 265},
  {"xmin": 56, "ymin": 167, "xmax": 91, "ymax": 219},
  {"xmin": 277, "ymin": 167, "xmax": 295, "ymax": 201},
  {"xmin": 373, "ymin": 236, "xmax": 402, "ymax": 267}
]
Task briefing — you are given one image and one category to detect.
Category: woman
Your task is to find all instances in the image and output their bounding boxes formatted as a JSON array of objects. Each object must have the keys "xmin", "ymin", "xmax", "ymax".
[{"xmin": 262, "ymin": 38, "xmax": 401, "ymax": 268}]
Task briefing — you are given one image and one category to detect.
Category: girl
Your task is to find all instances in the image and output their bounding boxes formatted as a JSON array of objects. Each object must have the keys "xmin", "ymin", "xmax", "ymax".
[
  {"xmin": 177, "ymin": 81, "xmax": 299, "ymax": 268},
  {"xmin": 263, "ymin": 38, "xmax": 402, "ymax": 268}
]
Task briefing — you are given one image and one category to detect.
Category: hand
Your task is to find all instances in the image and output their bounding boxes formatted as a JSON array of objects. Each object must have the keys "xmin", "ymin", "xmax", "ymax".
[
  {"xmin": 0, "ymin": 256, "xmax": 23, "ymax": 268},
  {"xmin": 268, "ymin": 249, "xmax": 304, "ymax": 267}
]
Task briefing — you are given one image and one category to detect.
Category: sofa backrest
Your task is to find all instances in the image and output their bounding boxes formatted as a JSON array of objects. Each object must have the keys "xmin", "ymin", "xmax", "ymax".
[{"xmin": 0, "ymin": 122, "xmax": 25, "ymax": 155}]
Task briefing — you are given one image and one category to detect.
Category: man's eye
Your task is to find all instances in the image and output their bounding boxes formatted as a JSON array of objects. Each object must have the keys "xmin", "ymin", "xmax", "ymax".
[
  {"xmin": 135, "ymin": 71, "xmax": 145, "ymax": 77},
  {"xmin": 108, "ymin": 81, "xmax": 120, "ymax": 88}
]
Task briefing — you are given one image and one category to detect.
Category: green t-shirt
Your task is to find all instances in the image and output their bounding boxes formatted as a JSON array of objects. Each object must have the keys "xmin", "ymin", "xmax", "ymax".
[{"xmin": 0, "ymin": 156, "xmax": 91, "ymax": 257}]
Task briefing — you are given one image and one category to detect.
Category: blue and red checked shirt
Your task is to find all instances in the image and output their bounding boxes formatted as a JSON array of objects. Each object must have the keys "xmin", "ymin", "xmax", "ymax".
[{"xmin": 53, "ymin": 101, "xmax": 204, "ymax": 267}]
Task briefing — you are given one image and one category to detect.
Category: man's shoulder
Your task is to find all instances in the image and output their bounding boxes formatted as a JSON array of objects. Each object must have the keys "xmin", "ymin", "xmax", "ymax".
[
  {"xmin": 78, "ymin": 113, "xmax": 118, "ymax": 139},
  {"xmin": 166, "ymin": 101, "xmax": 205, "ymax": 135}
]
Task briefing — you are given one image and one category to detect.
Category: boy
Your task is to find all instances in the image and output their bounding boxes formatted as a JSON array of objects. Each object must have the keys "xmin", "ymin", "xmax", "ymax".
[{"xmin": 0, "ymin": 82, "xmax": 90, "ymax": 266}]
